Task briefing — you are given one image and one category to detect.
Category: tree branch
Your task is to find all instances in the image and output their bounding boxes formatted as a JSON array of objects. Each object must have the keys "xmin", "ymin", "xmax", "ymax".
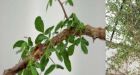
[{"xmin": 3, "ymin": 25, "xmax": 105, "ymax": 75}]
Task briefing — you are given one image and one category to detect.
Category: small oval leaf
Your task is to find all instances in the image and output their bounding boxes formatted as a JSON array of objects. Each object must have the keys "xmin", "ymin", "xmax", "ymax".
[
  {"xmin": 81, "ymin": 42, "xmax": 88, "ymax": 54},
  {"xmin": 44, "ymin": 64, "xmax": 55, "ymax": 75},
  {"xmin": 68, "ymin": 45, "xmax": 75, "ymax": 56},
  {"xmin": 35, "ymin": 16, "xmax": 44, "ymax": 33}
]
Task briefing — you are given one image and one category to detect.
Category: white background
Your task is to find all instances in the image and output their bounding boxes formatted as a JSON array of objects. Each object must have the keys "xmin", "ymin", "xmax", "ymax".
[{"xmin": 0, "ymin": 0, "xmax": 105, "ymax": 75}]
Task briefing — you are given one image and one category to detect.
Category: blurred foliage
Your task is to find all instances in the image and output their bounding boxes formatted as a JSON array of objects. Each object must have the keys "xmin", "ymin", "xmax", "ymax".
[{"xmin": 106, "ymin": 0, "xmax": 140, "ymax": 74}]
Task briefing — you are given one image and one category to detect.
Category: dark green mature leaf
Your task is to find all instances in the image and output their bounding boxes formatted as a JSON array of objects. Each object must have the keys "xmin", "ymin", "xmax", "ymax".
[
  {"xmin": 35, "ymin": 16, "xmax": 44, "ymax": 33},
  {"xmin": 67, "ymin": 0, "xmax": 73, "ymax": 6},
  {"xmin": 74, "ymin": 38, "xmax": 81, "ymax": 46},
  {"xmin": 45, "ymin": 26, "xmax": 54, "ymax": 35},
  {"xmin": 81, "ymin": 42, "xmax": 88, "ymax": 54},
  {"xmin": 62, "ymin": 50, "xmax": 71, "ymax": 71},
  {"xmin": 13, "ymin": 40, "xmax": 26, "ymax": 49},
  {"xmin": 30, "ymin": 66, "xmax": 39, "ymax": 75},
  {"xmin": 68, "ymin": 45, "xmax": 75, "ymax": 56},
  {"xmin": 55, "ymin": 21, "xmax": 64, "ymax": 32},
  {"xmin": 35, "ymin": 34, "xmax": 47, "ymax": 44},
  {"xmin": 57, "ymin": 42, "xmax": 65, "ymax": 51},
  {"xmin": 40, "ymin": 55, "xmax": 49, "ymax": 71},
  {"xmin": 44, "ymin": 64, "xmax": 55, "ymax": 75},
  {"xmin": 28, "ymin": 37, "xmax": 33, "ymax": 46},
  {"xmin": 81, "ymin": 37, "xmax": 89, "ymax": 46},
  {"xmin": 55, "ymin": 51, "xmax": 63, "ymax": 62},
  {"xmin": 68, "ymin": 35, "xmax": 75, "ymax": 43},
  {"xmin": 56, "ymin": 64, "xmax": 64, "ymax": 69}
]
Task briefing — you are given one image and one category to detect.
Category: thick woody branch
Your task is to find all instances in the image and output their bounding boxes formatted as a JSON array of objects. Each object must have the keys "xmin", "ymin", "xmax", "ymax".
[{"xmin": 3, "ymin": 25, "xmax": 105, "ymax": 75}]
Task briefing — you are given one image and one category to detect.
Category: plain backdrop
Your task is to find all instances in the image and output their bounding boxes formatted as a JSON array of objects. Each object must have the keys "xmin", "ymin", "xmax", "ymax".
[{"xmin": 0, "ymin": 0, "xmax": 105, "ymax": 75}]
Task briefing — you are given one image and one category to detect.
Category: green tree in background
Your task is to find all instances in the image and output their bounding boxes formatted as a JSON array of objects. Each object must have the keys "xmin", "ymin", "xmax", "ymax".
[{"xmin": 106, "ymin": 0, "xmax": 140, "ymax": 75}]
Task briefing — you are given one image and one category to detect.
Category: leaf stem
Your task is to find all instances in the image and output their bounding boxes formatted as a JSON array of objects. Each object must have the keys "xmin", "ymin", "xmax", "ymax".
[{"xmin": 49, "ymin": 57, "xmax": 56, "ymax": 64}]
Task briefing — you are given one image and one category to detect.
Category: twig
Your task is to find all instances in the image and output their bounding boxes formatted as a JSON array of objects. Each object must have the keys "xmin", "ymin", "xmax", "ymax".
[{"xmin": 58, "ymin": 0, "xmax": 68, "ymax": 19}]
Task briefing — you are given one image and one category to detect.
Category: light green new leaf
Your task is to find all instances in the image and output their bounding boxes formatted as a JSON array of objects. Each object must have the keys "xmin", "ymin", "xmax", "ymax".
[
  {"xmin": 31, "ymin": 66, "xmax": 39, "ymax": 75},
  {"xmin": 35, "ymin": 16, "xmax": 44, "ymax": 33},
  {"xmin": 44, "ymin": 64, "xmax": 55, "ymax": 75}
]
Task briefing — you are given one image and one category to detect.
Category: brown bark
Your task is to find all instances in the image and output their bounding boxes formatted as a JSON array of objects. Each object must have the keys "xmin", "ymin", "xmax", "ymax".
[{"xmin": 3, "ymin": 25, "xmax": 105, "ymax": 75}]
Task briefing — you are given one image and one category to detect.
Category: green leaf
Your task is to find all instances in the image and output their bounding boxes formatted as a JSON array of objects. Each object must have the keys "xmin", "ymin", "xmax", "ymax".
[
  {"xmin": 21, "ymin": 50, "xmax": 28, "ymax": 58},
  {"xmin": 48, "ymin": 0, "xmax": 53, "ymax": 6},
  {"xmin": 28, "ymin": 37, "xmax": 33, "ymax": 46},
  {"xmin": 18, "ymin": 70, "xmax": 23, "ymax": 75},
  {"xmin": 55, "ymin": 51, "xmax": 63, "ymax": 62},
  {"xmin": 44, "ymin": 64, "xmax": 55, "ymax": 75},
  {"xmin": 40, "ymin": 55, "xmax": 49, "ymax": 71},
  {"xmin": 45, "ymin": 26, "xmax": 54, "ymax": 35},
  {"xmin": 13, "ymin": 40, "xmax": 26, "ymax": 49},
  {"xmin": 35, "ymin": 16, "xmax": 44, "ymax": 33},
  {"xmin": 21, "ymin": 45, "xmax": 29, "ymax": 58},
  {"xmin": 34, "ymin": 62, "xmax": 40, "ymax": 68},
  {"xmin": 68, "ymin": 35, "xmax": 75, "ymax": 43},
  {"xmin": 68, "ymin": 45, "xmax": 75, "ymax": 56},
  {"xmin": 31, "ymin": 66, "xmax": 39, "ymax": 75},
  {"xmin": 57, "ymin": 42, "xmax": 65, "ymax": 51},
  {"xmin": 56, "ymin": 64, "xmax": 64, "ymax": 69},
  {"xmin": 55, "ymin": 21, "xmax": 64, "ymax": 32},
  {"xmin": 67, "ymin": 0, "xmax": 73, "ymax": 6},
  {"xmin": 74, "ymin": 38, "xmax": 81, "ymax": 46},
  {"xmin": 35, "ymin": 34, "xmax": 47, "ymax": 44},
  {"xmin": 81, "ymin": 37, "xmax": 89, "ymax": 46},
  {"xmin": 23, "ymin": 68, "xmax": 32, "ymax": 75},
  {"xmin": 62, "ymin": 50, "xmax": 71, "ymax": 71},
  {"xmin": 81, "ymin": 42, "xmax": 88, "ymax": 54}
]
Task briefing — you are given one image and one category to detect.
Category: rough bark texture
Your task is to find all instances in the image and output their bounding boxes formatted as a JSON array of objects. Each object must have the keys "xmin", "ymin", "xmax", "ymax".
[{"xmin": 3, "ymin": 25, "xmax": 105, "ymax": 75}]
